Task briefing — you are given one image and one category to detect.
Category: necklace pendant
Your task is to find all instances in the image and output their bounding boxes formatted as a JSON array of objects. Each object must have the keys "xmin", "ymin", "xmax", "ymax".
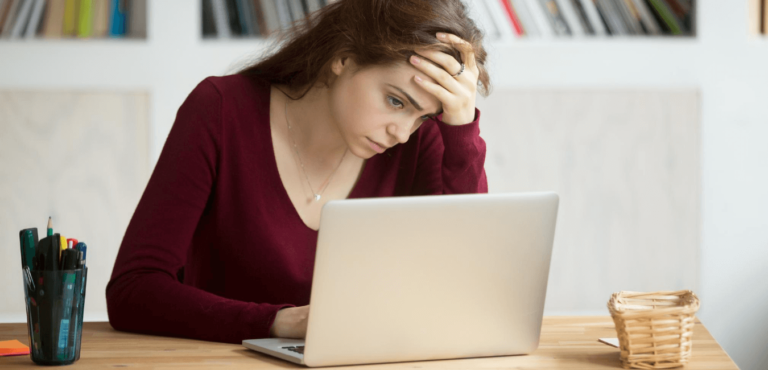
[{"xmin": 314, "ymin": 194, "xmax": 322, "ymax": 201}]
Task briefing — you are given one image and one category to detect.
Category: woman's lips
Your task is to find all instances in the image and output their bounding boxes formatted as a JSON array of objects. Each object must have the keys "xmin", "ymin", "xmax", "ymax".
[{"xmin": 367, "ymin": 138, "xmax": 386, "ymax": 154}]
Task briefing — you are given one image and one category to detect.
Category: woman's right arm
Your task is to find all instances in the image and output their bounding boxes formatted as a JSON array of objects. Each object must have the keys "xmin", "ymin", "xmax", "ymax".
[{"xmin": 105, "ymin": 78, "xmax": 296, "ymax": 344}]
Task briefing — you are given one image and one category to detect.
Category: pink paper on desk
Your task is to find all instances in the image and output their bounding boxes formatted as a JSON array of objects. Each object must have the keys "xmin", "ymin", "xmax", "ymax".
[{"xmin": 0, "ymin": 340, "xmax": 30, "ymax": 356}]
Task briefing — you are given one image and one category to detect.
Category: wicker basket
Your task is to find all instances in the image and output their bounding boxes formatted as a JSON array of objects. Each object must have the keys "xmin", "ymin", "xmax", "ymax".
[{"xmin": 607, "ymin": 290, "xmax": 700, "ymax": 369}]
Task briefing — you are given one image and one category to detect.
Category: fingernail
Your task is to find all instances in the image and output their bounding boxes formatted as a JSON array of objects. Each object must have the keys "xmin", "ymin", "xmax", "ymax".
[
  {"xmin": 411, "ymin": 55, "xmax": 420, "ymax": 64},
  {"xmin": 437, "ymin": 33, "xmax": 446, "ymax": 39},
  {"xmin": 415, "ymin": 75, "xmax": 422, "ymax": 82}
]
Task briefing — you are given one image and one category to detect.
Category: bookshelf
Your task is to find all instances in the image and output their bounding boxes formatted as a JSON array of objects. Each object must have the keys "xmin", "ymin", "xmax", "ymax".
[
  {"xmin": 199, "ymin": 0, "xmax": 697, "ymax": 40},
  {"xmin": 0, "ymin": 0, "xmax": 147, "ymax": 41},
  {"xmin": 1, "ymin": 1, "xmax": 768, "ymax": 368},
  {"xmin": 748, "ymin": 0, "xmax": 768, "ymax": 36}
]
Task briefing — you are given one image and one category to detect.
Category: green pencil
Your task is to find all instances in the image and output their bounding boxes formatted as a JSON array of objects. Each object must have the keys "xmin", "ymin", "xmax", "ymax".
[{"xmin": 47, "ymin": 216, "xmax": 53, "ymax": 237}]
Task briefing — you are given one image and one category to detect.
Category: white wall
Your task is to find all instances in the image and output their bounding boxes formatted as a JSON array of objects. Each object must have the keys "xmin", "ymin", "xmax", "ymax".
[
  {"xmin": 1, "ymin": 0, "xmax": 767, "ymax": 368},
  {"xmin": 696, "ymin": 2, "xmax": 768, "ymax": 369},
  {"xmin": 477, "ymin": 89, "xmax": 701, "ymax": 315}
]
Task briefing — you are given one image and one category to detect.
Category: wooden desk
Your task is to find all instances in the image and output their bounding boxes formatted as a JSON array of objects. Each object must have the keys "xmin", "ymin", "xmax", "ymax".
[{"xmin": 0, "ymin": 316, "xmax": 737, "ymax": 369}]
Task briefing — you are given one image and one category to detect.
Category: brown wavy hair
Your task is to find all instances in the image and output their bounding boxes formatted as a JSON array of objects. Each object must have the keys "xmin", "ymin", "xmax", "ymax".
[{"xmin": 233, "ymin": 0, "xmax": 492, "ymax": 101}]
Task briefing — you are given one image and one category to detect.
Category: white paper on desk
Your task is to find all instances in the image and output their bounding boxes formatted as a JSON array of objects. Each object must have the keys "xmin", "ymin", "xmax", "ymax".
[{"xmin": 599, "ymin": 337, "xmax": 620, "ymax": 348}]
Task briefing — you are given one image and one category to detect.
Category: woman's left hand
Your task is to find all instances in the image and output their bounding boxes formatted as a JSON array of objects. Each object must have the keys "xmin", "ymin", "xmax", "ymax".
[{"xmin": 410, "ymin": 32, "xmax": 479, "ymax": 126}]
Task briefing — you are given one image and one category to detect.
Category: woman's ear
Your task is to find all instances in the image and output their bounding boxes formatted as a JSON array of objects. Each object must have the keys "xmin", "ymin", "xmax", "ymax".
[{"xmin": 331, "ymin": 55, "xmax": 348, "ymax": 76}]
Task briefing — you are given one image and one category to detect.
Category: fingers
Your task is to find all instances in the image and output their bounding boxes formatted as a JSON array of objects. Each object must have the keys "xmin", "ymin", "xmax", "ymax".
[
  {"xmin": 413, "ymin": 74, "xmax": 455, "ymax": 110},
  {"xmin": 410, "ymin": 53, "xmax": 462, "ymax": 95},
  {"xmin": 437, "ymin": 32, "xmax": 478, "ymax": 75},
  {"xmin": 409, "ymin": 33, "xmax": 480, "ymax": 126}
]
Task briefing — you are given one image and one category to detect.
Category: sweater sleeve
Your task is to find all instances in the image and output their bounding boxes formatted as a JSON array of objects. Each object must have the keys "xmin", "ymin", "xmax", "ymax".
[
  {"xmin": 410, "ymin": 107, "xmax": 488, "ymax": 195},
  {"xmin": 105, "ymin": 77, "xmax": 295, "ymax": 344}
]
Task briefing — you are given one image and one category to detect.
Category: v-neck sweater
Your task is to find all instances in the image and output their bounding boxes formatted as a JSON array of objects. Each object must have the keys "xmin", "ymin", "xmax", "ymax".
[{"xmin": 106, "ymin": 74, "xmax": 488, "ymax": 344}]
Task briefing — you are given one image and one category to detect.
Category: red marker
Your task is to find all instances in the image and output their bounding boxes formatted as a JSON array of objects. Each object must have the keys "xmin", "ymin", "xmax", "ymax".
[{"xmin": 67, "ymin": 238, "xmax": 78, "ymax": 249}]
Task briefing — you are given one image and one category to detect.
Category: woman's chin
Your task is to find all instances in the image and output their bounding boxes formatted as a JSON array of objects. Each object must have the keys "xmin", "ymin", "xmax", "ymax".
[{"xmin": 350, "ymin": 146, "xmax": 375, "ymax": 159}]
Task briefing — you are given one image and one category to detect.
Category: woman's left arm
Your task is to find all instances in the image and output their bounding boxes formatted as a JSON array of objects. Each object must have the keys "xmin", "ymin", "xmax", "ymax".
[
  {"xmin": 409, "ymin": 32, "xmax": 488, "ymax": 195},
  {"xmin": 410, "ymin": 108, "xmax": 487, "ymax": 195}
]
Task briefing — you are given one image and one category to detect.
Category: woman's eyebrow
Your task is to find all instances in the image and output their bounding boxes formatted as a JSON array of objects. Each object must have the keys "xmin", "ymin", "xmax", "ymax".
[{"xmin": 386, "ymin": 83, "xmax": 443, "ymax": 116}]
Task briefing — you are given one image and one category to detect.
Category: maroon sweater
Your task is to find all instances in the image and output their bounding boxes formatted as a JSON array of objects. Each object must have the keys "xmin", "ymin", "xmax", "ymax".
[{"xmin": 106, "ymin": 74, "xmax": 488, "ymax": 344}]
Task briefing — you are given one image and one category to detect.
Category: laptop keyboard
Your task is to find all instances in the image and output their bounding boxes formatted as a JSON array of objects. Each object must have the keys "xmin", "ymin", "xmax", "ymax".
[{"xmin": 282, "ymin": 345, "xmax": 305, "ymax": 355}]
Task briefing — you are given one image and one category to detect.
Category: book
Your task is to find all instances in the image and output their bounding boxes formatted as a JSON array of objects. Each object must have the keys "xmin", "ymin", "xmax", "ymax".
[
  {"xmin": 63, "ymin": 0, "xmax": 79, "ymax": 37},
  {"xmin": 485, "ymin": 0, "xmax": 519, "ymax": 41},
  {"xmin": 258, "ymin": 0, "xmax": 281, "ymax": 37},
  {"xmin": 10, "ymin": 0, "xmax": 34, "ymax": 39},
  {"xmin": 288, "ymin": 0, "xmax": 304, "ymax": 23},
  {"xmin": 512, "ymin": 0, "xmax": 540, "ymax": 37},
  {"xmin": 225, "ymin": 0, "xmax": 242, "ymax": 36},
  {"xmin": 305, "ymin": 0, "xmax": 322, "ymax": 14},
  {"xmin": 665, "ymin": 0, "xmax": 692, "ymax": 33},
  {"xmin": 501, "ymin": 0, "xmax": 525, "ymax": 36},
  {"xmin": 568, "ymin": 0, "xmax": 594, "ymax": 35},
  {"xmin": 524, "ymin": 0, "xmax": 554, "ymax": 38},
  {"xmin": 463, "ymin": 0, "xmax": 500, "ymax": 41},
  {"xmin": 108, "ymin": 0, "xmax": 126, "ymax": 37},
  {"xmin": 274, "ymin": 0, "xmax": 292, "ymax": 30},
  {"xmin": 202, "ymin": 0, "xmax": 216, "ymax": 37},
  {"xmin": 764, "ymin": 0, "xmax": 768, "ymax": 34},
  {"xmin": 646, "ymin": 0, "xmax": 682, "ymax": 35},
  {"xmin": 577, "ymin": 0, "xmax": 607, "ymax": 36},
  {"xmin": 42, "ymin": 0, "xmax": 65, "ymax": 38},
  {"xmin": 235, "ymin": 0, "xmax": 252, "ymax": 35},
  {"xmin": 1, "ymin": 0, "xmax": 22, "ymax": 38},
  {"xmin": 77, "ymin": 0, "xmax": 93, "ymax": 38},
  {"xmin": 595, "ymin": 0, "xmax": 628, "ymax": 35},
  {"xmin": 127, "ymin": 0, "xmax": 146, "ymax": 38},
  {"xmin": 0, "ymin": 0, "xmax": 11, "ymax": 33},
  {"xmin": 538, "ymin": 0, "xmax": 571, "ymax": 36},
  {"xmin": 22, "ymin": 0, "xmax": 44, "ymax": 38},
  {"xmin": 92, "ymin": 0, "xmax": 110, "ymax": 37},
  {"xmin": 555, "ymin": 0, "xmax": 586, "ymax": 36},
  {"xmin": 630, "ymin": 0, "xmax": 661, "ymax": 35},
  {"xmin": 211, "ymin": 0, "xmax": 231, "ymax": 38},
  {"xmin": 616, "ymin": 0, "xmax": 644, "ymax": 35},
  {"xmin": 243, "ymin": 0, "xmax": 260, "ymax": 36}
]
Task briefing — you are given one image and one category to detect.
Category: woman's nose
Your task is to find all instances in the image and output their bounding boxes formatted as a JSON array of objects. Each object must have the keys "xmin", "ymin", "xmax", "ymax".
[{"xmin": 387, "ymin": 123, "xmax": 411, "ymax": 144}]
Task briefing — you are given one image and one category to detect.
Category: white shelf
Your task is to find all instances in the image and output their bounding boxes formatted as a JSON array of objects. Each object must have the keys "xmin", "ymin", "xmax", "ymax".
[
  {"xmin": 1, "ymin": 2, "xmax": 768, "ymax": 368},
  {"xmin": 0, "ymin": 38, "xmax": 706, "ymax": 87}
]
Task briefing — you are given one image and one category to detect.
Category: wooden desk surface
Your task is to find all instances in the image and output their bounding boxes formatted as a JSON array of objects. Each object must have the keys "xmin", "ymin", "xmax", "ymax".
[{"xmin": 0, "ymin": 316, "xmax": 737, "ymax": 369}]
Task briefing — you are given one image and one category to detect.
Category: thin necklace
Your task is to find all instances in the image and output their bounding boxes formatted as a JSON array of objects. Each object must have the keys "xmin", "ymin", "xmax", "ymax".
[{"xmin": 284, "ymin": 99, "xmax": 348, "ymax": 202}]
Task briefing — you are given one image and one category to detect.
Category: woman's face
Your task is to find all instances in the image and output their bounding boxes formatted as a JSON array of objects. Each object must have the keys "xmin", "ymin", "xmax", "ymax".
[{"xmin": 328, "ymin": 57, "xmax": 444, "ymax": 159}]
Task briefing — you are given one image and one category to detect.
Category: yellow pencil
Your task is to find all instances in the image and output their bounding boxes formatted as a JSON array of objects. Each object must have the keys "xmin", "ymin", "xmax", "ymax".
[{"xmin": 60, "ymin": 235, "xmax": 67, "ymax": 259}]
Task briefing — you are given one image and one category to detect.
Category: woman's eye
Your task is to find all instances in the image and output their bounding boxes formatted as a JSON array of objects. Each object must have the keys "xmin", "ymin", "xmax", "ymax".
[
  {"xmin": 387, "ymin": 96, "xmax": 404, "ymax": 109},
  {"xmin": 388, "ymin": 96, "xmax": 430, "ymax": 121}
]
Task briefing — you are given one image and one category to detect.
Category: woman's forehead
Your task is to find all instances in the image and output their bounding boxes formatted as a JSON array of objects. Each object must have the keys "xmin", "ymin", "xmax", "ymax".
[{"xmin": 366, "ymin": 64, "xmax": 442, "ymax": 113}]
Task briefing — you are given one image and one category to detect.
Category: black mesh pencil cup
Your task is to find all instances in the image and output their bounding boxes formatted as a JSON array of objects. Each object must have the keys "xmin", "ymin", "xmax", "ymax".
[{"xmin": 21, "ymin": 266, "xmax": 88, "ymax": 365}]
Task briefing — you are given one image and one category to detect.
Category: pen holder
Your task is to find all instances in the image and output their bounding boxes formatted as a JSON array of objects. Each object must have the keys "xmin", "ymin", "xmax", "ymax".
[
  {"xmin": 21, "ymin": 267, "xmax": 88, "ymax": 366},
  {"xmin": 607, "ymin": 290, "xmax": 700, "ymax": 369}
]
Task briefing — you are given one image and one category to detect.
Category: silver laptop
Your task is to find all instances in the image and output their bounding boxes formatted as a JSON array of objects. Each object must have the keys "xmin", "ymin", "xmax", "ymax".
[{"xmin": 243, "ymin": 192, "xmax": 559, "ymax": 367}]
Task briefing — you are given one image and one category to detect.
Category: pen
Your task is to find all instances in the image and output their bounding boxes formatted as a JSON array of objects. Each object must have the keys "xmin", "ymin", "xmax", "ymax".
[
  {"xmin": 72, "ymin": 266, "xmax": 87, "ymax": 357},
  {"xmin": 19, "ymin": 229, "xmax": 39, "ymax": 269},
  {"xmin": 24, "ymin": 229, "xmax": 39, "ymax": 271},
  {"xmin": 36, "ymin": 235, "xmax": 59, "ymax": 272},
  {"xmin": 19, "ymin": 228, "xmax": 40, "ymax": 354},
  {"xmin": 34, "ymin": 236, "xmax": 56, "ymax": 354},
  {"xmin": 71, "ymin": 242, "xmax": 87, "ymax": 358},
  {"xmin": 75, "ymin": 242, "xmax": 87, "ymax": 268},
  {"xmin": 51, "ymin": 234, "xmax": 61, "ymax": 271},
  {"xmin": 56, "ymin": 249, "xmax": 79, "ymax": 360},
  {"xmin": 67, "ymin": 238, "xmax": 78, "ymax": 249},
  {"xmin": 59, "ymin": 235, "xmax": 67, "ymax": 262},
  {"xmin": 18, "ymin": 230, "xmax": 26, "ymax": 269}
]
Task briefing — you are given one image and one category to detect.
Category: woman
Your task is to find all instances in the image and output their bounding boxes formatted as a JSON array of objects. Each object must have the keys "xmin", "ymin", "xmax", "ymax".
[{"xmin": 106, "ymin": 0, "xmax": 492, "ymax": 344}]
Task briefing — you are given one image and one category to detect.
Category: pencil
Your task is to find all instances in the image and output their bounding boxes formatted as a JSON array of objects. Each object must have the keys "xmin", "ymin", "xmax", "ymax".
[{"xmin": 47, "ymin": 216, "xmax": 53, "ymax": 237}]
